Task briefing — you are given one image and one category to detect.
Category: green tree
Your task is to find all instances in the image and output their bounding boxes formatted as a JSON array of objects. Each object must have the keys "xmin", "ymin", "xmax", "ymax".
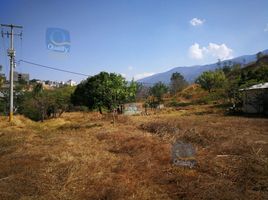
[
  {"xmin": 70, "ymin": 80, "xmax": 88, "ymax": 107},
  {"xmin": 170, "ymin": 72, "xmax": 188, "ymax": 95},
  {"xmin": 0, "ymin": 77, "xmax": 28, "ymax": 115},
  {"xmin": 238, "ymin": 63, "xmax": 268, "ymax": 87},
  {"xmin": 136, "ymin": 83, "xmax": 150, "ymax": 101},
  {"xmin": 149, "ymin": 82, "xmax": 168, "ymax": 103},
  {"xmin": 0, "ymin": 89, "xmax": 8, "ymax": 114},
  {"xmin": 47, "ymin": 86, "xmax": 75, "ymax": 117},
  {"xmin": 255, "ymin": 64, "xmax": 268, "ymax": 82},
  {"xmin": 0, "ymin": 77, "xmax": 4, "ymax": 89},
  {"xmin": 196, "ymin": 70, "xmax": 227, "ymax": 92},
  {"xmin": 20, "ymin": 84, "xmax": 74, "ymax": 121},
  {"xmin": 71, "ymin": 72, "xmax": 137, "ymax": 114},
  {"xmin": 222, "ymin": 65, "xmax": 231, "ymax": 75}
]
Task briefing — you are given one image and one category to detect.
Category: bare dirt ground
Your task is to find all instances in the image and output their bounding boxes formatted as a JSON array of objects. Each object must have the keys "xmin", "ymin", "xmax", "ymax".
[{"xmin": 0, "ymin": 105, "xmax": 267, "ymax": 200}]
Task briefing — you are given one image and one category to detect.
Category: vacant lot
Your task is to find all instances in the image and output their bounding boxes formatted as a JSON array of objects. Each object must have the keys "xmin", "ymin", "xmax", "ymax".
[{"xmin": 0, "ymin": 105, "xmax": 267, "ymax": 200}]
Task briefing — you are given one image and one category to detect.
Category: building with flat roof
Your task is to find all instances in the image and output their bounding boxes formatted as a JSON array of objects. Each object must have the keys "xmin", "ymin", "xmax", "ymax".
[{"xmin": 13, "ymin": 72, "xmax": 30, "ymax": 83}]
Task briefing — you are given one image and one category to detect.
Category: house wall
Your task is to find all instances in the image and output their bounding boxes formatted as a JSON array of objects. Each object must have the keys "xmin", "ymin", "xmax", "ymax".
[
  {"xmin": 123, "ymin": 103, "xmax": 143, "ymax": 115},
  {"xmin": 242, "ymin": 89, "xmax": 265, "ymax": 114}
]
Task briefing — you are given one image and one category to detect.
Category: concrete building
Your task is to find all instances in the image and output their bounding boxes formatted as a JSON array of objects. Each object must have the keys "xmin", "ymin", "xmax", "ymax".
[
  {"xmin": 13, "ymin": 71, "xmax": 30, "ymax": 83},
  {"xmin": 123, "ymin": 103, "xmax": 143, "ymax": 115},
  {"xmin": 66, "ymin": 79, "xmax": 77, "ymax": 86},
  {"xmin": 241, "ymin": 82, "xmax": 268, "ymax": 115}
]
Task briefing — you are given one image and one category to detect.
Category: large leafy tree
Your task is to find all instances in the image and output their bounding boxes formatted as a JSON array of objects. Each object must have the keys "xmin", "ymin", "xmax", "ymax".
[
  {"xmin": 170, "ymin": 72, "xmax": 188, "ymax": 95},
  {"xmin": 71, "ymin": 72, "xmax": 137, "ymax": 114},
  {"xmin": 196, "ymin": 70, "xmax": 227, "ymax": 92},
  {"xmin": 149, "ymin": 81, "xmax": 168, "ymax": 103}
]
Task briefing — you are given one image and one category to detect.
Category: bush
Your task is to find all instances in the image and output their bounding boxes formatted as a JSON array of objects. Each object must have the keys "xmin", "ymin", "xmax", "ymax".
[
  {"xmin": 19, "ymin": 85, "xmax": 74, "ymax": 121},
  {"xmin": 0, "ymin": 99, "xmax": 8, "ymax": 115},
  {"xmin": 140, "ymin": 121, "xmax": 180, "ymax": 137},
  {"xmin": 20, "ymin": 98, "xmax": 43, "ymax": 121},
  {"xmin": 196, "ymin": 89, "xmax": 227, "ymax": 104},
  {"xmin": 71, "ymin": 106, "xmax": 89, "ymax": 112},
  {"xmin": 166, "ymin": 101, "xmax": 192, "ymax": 107}
]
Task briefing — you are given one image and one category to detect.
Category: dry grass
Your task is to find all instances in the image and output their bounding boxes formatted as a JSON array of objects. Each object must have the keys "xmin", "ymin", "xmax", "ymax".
[{"xmin": 0, "ymin": 105, "xmax": 268, "ymax": 199}]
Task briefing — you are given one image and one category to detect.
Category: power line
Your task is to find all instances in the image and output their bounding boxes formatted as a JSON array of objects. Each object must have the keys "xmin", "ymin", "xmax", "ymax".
[
  {"xmin": 19, "ymin": 59, "xmax": 90, "ymax": 77},
  {"xmin": 19, "ymin": 60, "xmax": 155, "ymax": 84}
]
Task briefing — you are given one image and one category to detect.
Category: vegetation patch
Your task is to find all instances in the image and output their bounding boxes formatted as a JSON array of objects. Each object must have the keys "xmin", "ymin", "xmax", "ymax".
[
  {"xmin": 58, "ymin": 123, "xmax": 102, "ymax": 131},
  {"xmin": 178, "ymin": 128, "xmax": 222, "ymax": 147},
  {"xmin": 0, "ymin": 133, "xmax": 24, "ymax": 156},
  {"xmin": 0, "ymin": 98, "xmax": 267, "ymax": 199},
  {"xmin": 140, "ymin": 121, "xmax": 180, "ymax": 137}
]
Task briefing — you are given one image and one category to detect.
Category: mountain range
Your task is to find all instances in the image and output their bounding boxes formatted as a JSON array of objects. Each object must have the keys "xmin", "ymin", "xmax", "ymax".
[{"xmin": 138, "ymin": 49, "xmax": 268, "ymax": 85}]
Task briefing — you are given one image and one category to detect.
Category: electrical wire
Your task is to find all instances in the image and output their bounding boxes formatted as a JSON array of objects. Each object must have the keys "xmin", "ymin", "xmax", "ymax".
[
  {"xmin": 19, "ymin": 59, "xmax": 90, "ymax": 77},
  {"xmin": 18, "ymin": 60, "xmax": 158, "ymax": 85}
]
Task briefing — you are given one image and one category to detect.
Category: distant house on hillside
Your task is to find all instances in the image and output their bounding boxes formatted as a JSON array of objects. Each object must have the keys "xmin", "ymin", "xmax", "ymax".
[{"xmin": 240, "ymin": 82, "xmax": 268, "ymax": 115}]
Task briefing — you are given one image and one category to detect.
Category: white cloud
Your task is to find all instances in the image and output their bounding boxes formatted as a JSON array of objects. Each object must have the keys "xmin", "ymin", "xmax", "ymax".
[
  {"xmin": 189, "ymin": 43, "xmax": 205, "ymax": 59},
  {"xmin": 207, "ymin": 43, "xmax": 233, "ymax": 60},
  {"xmin": 190, "ymin": 18, "xmax": 205, "ymax": 26},
  {"xmin": 134, "ymin": 72, "xmax": 155, "ymax": 80},
  {"xmin": 264, "ymin": 24, "xmax": 268, "ymax": 32},
  {"xmin": 189, "ymin": 43, "xmax": 233, "ymax": 60}
]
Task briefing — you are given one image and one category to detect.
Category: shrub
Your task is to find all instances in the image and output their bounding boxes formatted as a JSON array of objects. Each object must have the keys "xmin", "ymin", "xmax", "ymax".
[
  {"xmin": 140, "ymin": 121, "xmax": 180, "ymax": 137},
  {"xmin": 19, "ymin": 85, "xmax": 74, "ymax": 121},
  {"xmin": 166, "ymin": 101, "xmax": 192, "ymax": 107}
]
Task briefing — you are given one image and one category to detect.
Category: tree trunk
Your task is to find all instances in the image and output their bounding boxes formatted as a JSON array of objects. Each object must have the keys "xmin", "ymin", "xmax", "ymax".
[
  {"xmin": 112, "ymin": 109, "xmax": 116, "ymax": 126},
  {"xmin": 98, "ymin": 106, "xmax": 103, "ymax": 114}
]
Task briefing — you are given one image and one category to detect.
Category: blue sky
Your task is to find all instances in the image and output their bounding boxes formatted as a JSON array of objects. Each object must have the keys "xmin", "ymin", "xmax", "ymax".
[{"xmin": 0, "ymin": 0, "xmax": 268, "ymax": 82}]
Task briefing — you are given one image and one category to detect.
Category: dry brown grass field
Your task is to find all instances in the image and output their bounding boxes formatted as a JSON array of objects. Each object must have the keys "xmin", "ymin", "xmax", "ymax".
[{"xmin": 0, "ymin": 105, "xmax": 267, "ymax": 200}]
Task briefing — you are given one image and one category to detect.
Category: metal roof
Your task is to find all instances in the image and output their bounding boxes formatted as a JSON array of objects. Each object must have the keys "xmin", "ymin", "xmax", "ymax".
[{"xmin": 242, "ymin": 82, "xmax": 268, "ymax": 90}]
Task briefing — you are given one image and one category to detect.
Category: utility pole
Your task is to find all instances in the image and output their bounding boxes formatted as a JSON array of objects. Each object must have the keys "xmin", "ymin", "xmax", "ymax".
[{"xmin": 1, "ymin": 24, "xmax": 23, "ymax": 122}]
